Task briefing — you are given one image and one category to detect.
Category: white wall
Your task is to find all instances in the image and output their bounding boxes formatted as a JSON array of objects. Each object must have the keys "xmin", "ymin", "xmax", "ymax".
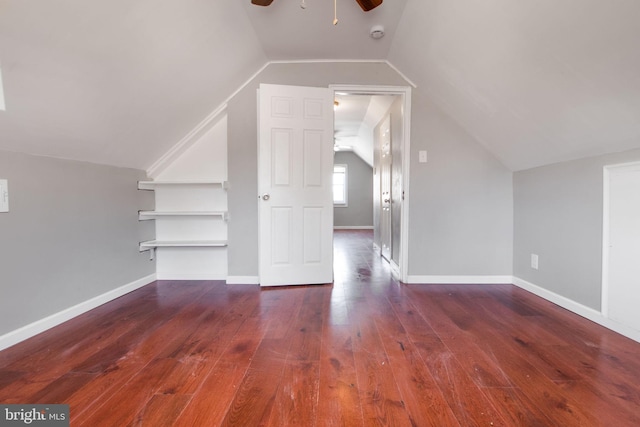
[{"xmin": 154, "ymin": 116, "xmax": 228, "ymax": 280}]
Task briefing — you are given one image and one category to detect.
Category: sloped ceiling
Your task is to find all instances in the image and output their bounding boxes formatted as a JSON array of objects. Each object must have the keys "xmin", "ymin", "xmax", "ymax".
[
  {"xmin": 389, "ymin": 0, "xmax": 640, "ymax": 171},
  {"xmin": 0, "ymin": 0, "xmax": 267, "ymax": 169},
  {"xmin": 1, "ymin": 0, "xmax": 639, "ymax": 172}
]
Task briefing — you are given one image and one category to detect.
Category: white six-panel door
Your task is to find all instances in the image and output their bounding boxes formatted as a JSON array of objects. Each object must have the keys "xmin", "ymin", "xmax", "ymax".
[{"xmin": 258, "ymin": 84, "xmax": 334, "ymax": 286}]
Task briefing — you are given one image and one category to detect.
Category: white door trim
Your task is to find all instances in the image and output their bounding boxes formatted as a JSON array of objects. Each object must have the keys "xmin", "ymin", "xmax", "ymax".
[
  {"xmin": 602, "ymin": 160, "xmax": 640, "ymax": 316},
  {"xmin": 330, "ymin": 85, "xmax": 412, "ymax": 283}
]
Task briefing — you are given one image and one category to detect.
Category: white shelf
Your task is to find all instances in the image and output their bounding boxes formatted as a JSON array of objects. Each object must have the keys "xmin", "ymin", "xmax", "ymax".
[
  {"xmin": 138, "ymin": 180, "xmax": 227, "ymax": 190},
  {"xmin": 138, "ymin": 211, "xmax": 227, "ymax": 220},
  {"xmin": 140, "ymin": 240, "xmax": 228, "ymax": 250}
]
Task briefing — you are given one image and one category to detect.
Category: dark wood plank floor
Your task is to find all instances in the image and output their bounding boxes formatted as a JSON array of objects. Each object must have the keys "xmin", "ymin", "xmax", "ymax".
[{"xmin": 1, "ymin": 230, "xmax": 640, "ymax": 426}]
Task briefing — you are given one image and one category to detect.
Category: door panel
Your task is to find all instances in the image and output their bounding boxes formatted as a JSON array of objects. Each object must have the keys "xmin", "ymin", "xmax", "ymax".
[{"xmin": 258, "ymin": 84, "xmax": 334, "ymax": 286}]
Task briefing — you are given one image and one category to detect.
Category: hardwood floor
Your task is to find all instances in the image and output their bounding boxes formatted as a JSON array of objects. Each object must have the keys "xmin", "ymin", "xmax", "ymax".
[{"xmin": 1, "ymin": 229, "xmax": 640, "ymax": 426}]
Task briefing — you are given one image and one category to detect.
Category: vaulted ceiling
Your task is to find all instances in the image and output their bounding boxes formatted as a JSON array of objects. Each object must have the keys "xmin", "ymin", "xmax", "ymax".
[{"xmin": 1, "ymin": 0, "xmax": 639, "ymax": 172}]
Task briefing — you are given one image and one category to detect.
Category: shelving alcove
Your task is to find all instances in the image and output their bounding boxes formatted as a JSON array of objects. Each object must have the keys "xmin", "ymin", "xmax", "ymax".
[{"xmin": 137, "ymin": 180, "xmax": 228, "ymax": 259}]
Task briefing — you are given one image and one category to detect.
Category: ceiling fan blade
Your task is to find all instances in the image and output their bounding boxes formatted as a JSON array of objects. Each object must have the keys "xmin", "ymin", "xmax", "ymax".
[
  {"xmin": 355, "ymin": 0, "xmax": 382, "ymax": 12},
  {"xmin": 251, "ymin": 0, "xmax": 274, "ymax": 6}
]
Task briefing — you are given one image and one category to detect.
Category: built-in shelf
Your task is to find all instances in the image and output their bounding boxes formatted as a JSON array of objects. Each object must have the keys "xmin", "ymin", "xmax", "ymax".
[
  {"xmin": 139, "ymin": 240, "xmax": 228, "ymax": 250},
  {"xmin": 137, "ymin": 179, "xmax": 228, "ymax": 266},
  {"xmin": 138, "ymin": 211, "xmax": 228, "ymax": 220},
  {"xmin": 138, "ymin": 180, "xmax": 228, "ymax": 190}
]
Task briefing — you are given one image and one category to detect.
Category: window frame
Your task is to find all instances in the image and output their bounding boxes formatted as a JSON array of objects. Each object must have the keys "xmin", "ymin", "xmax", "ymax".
[{"xmin": 333, "ymin": 163, "xmax": 348, "ymax": 207}]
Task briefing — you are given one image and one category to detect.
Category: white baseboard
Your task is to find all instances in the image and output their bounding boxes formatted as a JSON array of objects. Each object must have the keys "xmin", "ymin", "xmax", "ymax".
[
  {"xmin": 512, "ymin": 276, "xmax": 640, "ymax": 344},
  {"xmin": 157, "ymin": 273, "xmax": 227, "ymax": 281},
  {"xmin": 406, "ymin": 275, "xmax": 514, "ymax": 284},
  {"xmin": 226, "ymin": 276, "xmax": 260, "ymax": 285},
  {"xmin": 0, "ymin": 273, "xmax": 156, "ymax": 352},
  {"xmin": 333, "ymin": 226, "xmax": 374, "ymax": 230}
]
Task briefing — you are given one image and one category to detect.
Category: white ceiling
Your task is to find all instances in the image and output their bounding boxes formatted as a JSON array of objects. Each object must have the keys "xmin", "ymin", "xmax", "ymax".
[
  {"xmin": 388, "ymin": 0, "xmax": 640, "ymax": 171},
  {"xmin": 242, "ymin": 0, "xmax": 407, "ymax": 60},
  {"xmin": 1, "ymin": 0, "xmax": 640, "ymax": 172},
  {"xmin": 0, "ymin": 0, "xmax": 267, "ymax": 169}
]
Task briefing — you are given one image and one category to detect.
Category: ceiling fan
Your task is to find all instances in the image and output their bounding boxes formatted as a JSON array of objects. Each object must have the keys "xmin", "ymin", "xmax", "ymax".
[{"xmin": 251, "ymin": 0, "xmax": 383, "ymax": 12}]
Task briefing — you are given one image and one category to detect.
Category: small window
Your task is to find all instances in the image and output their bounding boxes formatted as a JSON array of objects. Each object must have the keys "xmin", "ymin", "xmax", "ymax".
[{"xmin": 333, "ymin": 164, "xmax": 347, "ymax": 206}]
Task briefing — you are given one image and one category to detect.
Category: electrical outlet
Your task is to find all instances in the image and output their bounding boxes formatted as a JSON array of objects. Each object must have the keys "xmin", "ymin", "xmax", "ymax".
[
  {"xmin": 531, "ymin": 254, "xmax": 539, "ymax": 270},
  {"xmin": 0, "ymin": 179, "xmax": 8, "ymax": 212}
]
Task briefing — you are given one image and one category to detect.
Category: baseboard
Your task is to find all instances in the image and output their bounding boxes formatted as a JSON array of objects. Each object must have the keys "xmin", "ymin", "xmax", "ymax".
[
  {"xmin": 0, "ymin": 273, "xmax": 156, "ymax": 352},
  {"xmin": 226, "ymin": 276, "xmax": 260, "ymax": 285},
  {"xmin": 157, "ymin": 273, "xmax": 227, "ymax": 280},
  {"xmin": 512, "ymin": 276, "xmax": 640, "ymax": 344},
  {"xmin": 406, "ymin": 275, "xmax": 514, "ymax": 284},
  {"xmin": 333, "ymin": 226, "xmax": 374, "ymax": 230}
]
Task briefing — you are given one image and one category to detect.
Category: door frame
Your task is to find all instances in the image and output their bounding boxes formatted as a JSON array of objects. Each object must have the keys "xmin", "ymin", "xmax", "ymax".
[
  {"xmin": 330, "ymin": 84, "xmax": 412, "ymax": 283},
  {"xmin": 602, "ymin": 160, "xmax": 640, "ymax": 317}
]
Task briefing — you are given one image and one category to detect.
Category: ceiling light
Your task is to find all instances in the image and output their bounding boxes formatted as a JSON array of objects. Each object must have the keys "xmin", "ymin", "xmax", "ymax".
[{"xmin": 370, "ymin": 25, "xmax": 385, "ymax": 39}]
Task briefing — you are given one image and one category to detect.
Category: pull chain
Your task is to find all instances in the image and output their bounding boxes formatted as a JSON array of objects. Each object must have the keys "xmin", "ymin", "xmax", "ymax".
[{"xmin": 333, "ymin": 0, "xmax": 338, "ymax": 25}]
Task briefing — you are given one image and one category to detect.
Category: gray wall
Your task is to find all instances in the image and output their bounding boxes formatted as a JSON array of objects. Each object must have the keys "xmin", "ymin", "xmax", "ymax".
[
  {"xmin": 227, "ymin": 62, "xmax": 514, "ymax": 278},
  {"xmin": 227, "ymin": 62, "xmax": 407, "ymax": 277},
  {"xmin": 407, "ymin": 95, "xmax": 513, "ymax": 276},
  {"xmin": 334, "ymin": 151, "xmax": 373, "ymax": 228},
  {"xmin": 513, "ymin": 148, "xmax": 640, "ymax": 310},
  {"xmin": 0, "ymin": 150, "xmax": 155, "ymax": 336}
]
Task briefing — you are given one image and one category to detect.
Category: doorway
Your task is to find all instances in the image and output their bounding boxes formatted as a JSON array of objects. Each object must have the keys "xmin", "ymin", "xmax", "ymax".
[
  {"xmin": 331, "ymin": 85, "xmax": 412, "ymax": 282},
  {"xmin": 257, "ymin": 84, "xmax": 411, "ymax": 286}
]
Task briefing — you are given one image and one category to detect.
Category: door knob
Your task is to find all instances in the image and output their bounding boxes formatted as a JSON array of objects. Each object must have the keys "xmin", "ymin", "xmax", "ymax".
[{"xmin": 262, "ymin": 193, "xmax": 270, "ymax": 201}]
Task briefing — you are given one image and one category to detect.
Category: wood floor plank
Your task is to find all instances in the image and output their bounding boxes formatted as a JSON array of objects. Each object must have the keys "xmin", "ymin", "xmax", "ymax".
[
  {"xmin": 219, "ymin": 339, "xmax": 289, "ymax": 426},
  {"xmin": 420, "ymin": 350, "xmax": 507, "ymax": 427},
  {"xmin": 348, "ymin": 301, "xmax": 415, "ymax": 426},
  {"xmin": 75, "ymin": 358, "xmax": 184, "ymax": 427},
  {"xmin": 267, "ymin": 361, "xmax": 320, "ymax": 426},
  {"xmin": 130, "ymin": 393, "xmax": 192, "ymax": 427},
  {"xmin": 1, "ymin": 231, "xmax": 640, "ymax": 425},
  {"xmin": 482, "ymin": 387, "xmax": 555, "ymax": 427},
  {"xmin": 316, "ymin": 326, "xmax": 364, "ymax": 427},
  {"xmin": 373, "ymin": 297, "xmax": 462, "ymax": 426},
  {"xmin": 173, "ymin": 300, "xmax": 267, "ymax": 426}
]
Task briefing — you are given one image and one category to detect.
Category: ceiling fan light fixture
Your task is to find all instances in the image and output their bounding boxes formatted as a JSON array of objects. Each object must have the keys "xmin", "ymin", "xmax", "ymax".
[{"xmin": 370, "ymin": 25, "xmax": 385, "ymax": 39}]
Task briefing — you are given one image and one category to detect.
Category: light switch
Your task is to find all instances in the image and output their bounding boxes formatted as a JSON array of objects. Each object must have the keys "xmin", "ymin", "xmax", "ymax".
[
  {"xmin": 418, "ymin": 150, "xmax": 428, "ymax": 163},
  {"xmin": 0, "ymin": 179, "xmax": 8, "ymax": 212}
]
